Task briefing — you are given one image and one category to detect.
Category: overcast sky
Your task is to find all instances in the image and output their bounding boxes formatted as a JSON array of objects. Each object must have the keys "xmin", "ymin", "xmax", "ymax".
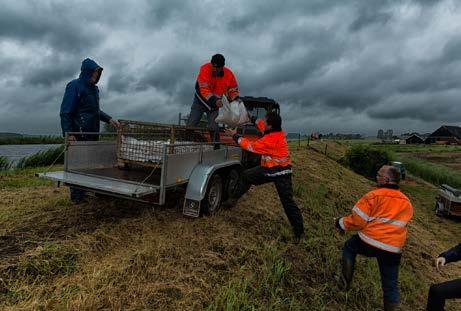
[{"xmin": 1, "ymin": 0, "xmax": 460, "ymax": 136}]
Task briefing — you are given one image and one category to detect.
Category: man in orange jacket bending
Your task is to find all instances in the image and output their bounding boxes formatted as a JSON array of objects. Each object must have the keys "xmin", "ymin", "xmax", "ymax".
[
  {"xmin": 224, "ymin": 112, "xmax": 305, "ymax": 243},
  {"xmin": 335, "ymin": 165, "xmax": 413, "ymax": 311},
  {"xmin": 188, "ymin": 54, "xmax": 240, "ymax": 143}
]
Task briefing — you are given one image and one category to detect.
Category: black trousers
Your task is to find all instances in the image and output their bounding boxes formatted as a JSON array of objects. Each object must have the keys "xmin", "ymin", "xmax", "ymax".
[
  {"xmin": 233, "ymin": 166, "xmax": 304, "ymax": 237},
  {"xmin": 427, "ymin": 278, "xmax": 461, "ymax": 311}
]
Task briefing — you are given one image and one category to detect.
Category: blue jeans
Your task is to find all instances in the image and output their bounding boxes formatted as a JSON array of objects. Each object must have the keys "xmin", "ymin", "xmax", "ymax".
[
  {"xmin": 187, "ymin": 96, "xmax": 220, "ymax": 142},
  {"xmin": 343, "ymin": 234, "xmax": 401, "ymax": 304}
]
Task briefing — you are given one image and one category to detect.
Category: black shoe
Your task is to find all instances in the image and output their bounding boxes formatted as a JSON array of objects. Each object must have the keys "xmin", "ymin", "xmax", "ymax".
[
  {"xmin": 71, "ymin": 197, "xmax": 89, "ymax": 205},
  {"xmin": 221, "ymin": 198, "xmax": 238, "ymax": 209},
  {"xmin": 336, "ymin": 257, "xmax": 354, "ymax": 291},
  {"xmin": 383, "ymin": 301, "xmax": 399, "ymax": 311},
  {"xmin": 293, "ymin": 233, "xmax": 305, "ymax": 244}
]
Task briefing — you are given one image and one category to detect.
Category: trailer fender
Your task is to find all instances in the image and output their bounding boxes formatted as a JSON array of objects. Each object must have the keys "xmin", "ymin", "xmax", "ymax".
[{"xmin": 184, "ymin": 160, "xmax": 241, "ymax": 202}]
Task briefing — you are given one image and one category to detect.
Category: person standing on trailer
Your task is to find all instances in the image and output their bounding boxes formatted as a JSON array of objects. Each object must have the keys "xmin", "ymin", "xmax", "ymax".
[{"xmin": 187, "ymin": 54, "xmax": 240, "ymax": 143}]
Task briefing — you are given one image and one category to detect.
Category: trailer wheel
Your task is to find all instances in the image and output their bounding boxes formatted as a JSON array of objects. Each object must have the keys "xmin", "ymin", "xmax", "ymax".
[
  {"xmin": 435, "ymin": 202, "xmax": 444, "ymax": 217},
  {"xmin": 224, "ymin": 168, "xmax": 240, "ymax": 201},
  {"xmin": 202, "ymin": 174, "xmax": 223, "ymax": 215}
]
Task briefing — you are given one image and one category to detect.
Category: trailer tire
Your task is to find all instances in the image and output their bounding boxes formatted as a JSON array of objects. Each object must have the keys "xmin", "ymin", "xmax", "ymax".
[
  {"xmin": 435, "ymin": 202, "xmax": 444, "ymax": 217},
  {"xmin": 224, "ymin": 168, "xmax": 240, "ymax": 201},
  {"xmin": 202, "ymin": 174, "xmax": 223, "ymax": 215}
]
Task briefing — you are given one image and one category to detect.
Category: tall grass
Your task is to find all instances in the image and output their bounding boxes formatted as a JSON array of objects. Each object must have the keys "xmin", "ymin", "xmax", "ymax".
[
  {"xmin": 397, "ymin": 155, "xmax": 461, "ymax": 188},
  {"xmin": 16, "ymin": 145, "xmax": 64, "ymax": 169},
  {"xmin": 371, "ymin": 144, "xmax": 461, "ymax": 154},
  {"xmin": 0, "ymin": 155, "xmax": 12, "ymax": 170}
]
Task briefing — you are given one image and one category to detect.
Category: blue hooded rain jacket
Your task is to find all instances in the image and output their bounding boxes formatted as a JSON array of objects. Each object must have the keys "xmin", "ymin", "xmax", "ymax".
[{"xmin": 60, "ymin": 58, "xmax": 111, "ymax": 140}]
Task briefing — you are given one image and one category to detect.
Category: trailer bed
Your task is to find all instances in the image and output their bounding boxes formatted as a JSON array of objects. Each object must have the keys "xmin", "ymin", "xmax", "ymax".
[
  {"xmin": 76, "ymin": 167, "xmax": 161, "ymax": 185},
  {"xmin": 39, "ymin": 171, "xmax": 158, "ymax": 198}
]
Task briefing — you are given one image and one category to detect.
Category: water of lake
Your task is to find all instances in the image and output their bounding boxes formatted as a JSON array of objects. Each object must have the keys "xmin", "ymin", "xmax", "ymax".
[{"xmin": 0, "ymin": 144, "xmax": 62, "ymax": 163}]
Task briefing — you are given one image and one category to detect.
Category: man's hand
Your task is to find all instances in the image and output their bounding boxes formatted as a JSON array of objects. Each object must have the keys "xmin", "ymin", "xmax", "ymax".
[
  {"xmin": 216, "ymin": 99, "xmax": 223, "ymax": 108},
  {"xmin": 109, "ymin": 118, "xmax": 121, "ymax": 129},
  {"xmin": 334, "ymin": 218, "xmax": 345, "ymax": 235},
  {"xmin": 224, "ymin": 128, "xmax": 237, "ymax": 136},
  {"xmin": 436, "ymin": 257, "xmax": 446, "ymax": 271},
  {"xmin": 67, "ymin": 135, "xmax": 77, "ymax": 143}
]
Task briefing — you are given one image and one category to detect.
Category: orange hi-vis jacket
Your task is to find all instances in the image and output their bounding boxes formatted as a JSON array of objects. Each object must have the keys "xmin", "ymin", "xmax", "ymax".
[
  {"xmin": 234, "ymin": 127, "xmax": 292, "ymax": 172},
  {"xmin": 195, "ymin": 62, "xmax": 239, "ymax": 110},
  {"xmin": 339, "ymin": 185, "xmax": 413, "ymax": 254}
]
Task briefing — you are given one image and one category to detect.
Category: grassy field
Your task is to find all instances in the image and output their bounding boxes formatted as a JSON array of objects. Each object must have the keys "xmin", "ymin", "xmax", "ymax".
[
  {"xmin": 1, "ymin": 149, "xmax": 460, "ymax": 310},
  {"xmin": 400, "ymin": 151, "xmax": 461, "ymax": 171}
]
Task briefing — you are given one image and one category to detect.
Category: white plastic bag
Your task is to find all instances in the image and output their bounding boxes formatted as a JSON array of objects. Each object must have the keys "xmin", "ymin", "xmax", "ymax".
[{"xmin": 215, "ymin": 96, "xmax": 250, "ymax": 127}]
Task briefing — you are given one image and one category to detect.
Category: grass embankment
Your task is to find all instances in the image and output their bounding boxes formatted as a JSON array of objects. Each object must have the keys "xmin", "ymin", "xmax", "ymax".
[{"xmin": 1, "ymin": 150, "xmax": 460, "ymax": 310}]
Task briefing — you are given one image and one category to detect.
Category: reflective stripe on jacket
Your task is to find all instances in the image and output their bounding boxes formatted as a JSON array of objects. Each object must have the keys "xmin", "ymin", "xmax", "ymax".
[
  {"xmin": 339, "ymin": 185, "xmax": 413, "ymax": 253},
  {"xmin": 195, "ymin": 62, "xmax": 239, "ymax": 110},
  {"xmin": 236, "ymin": 129, "xmax": 291, "ymax": 168}
]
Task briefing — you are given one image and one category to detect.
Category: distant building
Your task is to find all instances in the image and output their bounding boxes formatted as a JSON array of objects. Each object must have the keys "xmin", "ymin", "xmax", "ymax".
[
  {"xmin": 377, "ymin": 129, "xmax": 384, "ymax": 139},
  {"xmin": 385, "ymin": 129, "xmax": 393, "ymax": 140},
  {"xmin": 405, "ymin": 134, "xmax": 424, "ymax": 144},
  {"xmin": 425, "ymin": 125, "xmax": 461, "ymax": 145}
]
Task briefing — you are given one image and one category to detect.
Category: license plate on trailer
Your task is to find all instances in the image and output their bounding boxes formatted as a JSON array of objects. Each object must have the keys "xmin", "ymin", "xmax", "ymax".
[{"xmin": 183, "ymin": 199, "xmax": 201, "ymax": 217}]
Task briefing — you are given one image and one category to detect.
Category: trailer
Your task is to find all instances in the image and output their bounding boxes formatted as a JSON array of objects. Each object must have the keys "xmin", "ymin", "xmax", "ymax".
[
  {"xmin": 435, "ymin": 184, "xmax": 461, "ymax": 217},
  {"xmin": 38, "ymin": 121, "xmax": 244, "ymax": 217}
]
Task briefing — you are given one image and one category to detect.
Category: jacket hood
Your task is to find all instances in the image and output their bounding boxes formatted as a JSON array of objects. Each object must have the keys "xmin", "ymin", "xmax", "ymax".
[{"xmin": 79, "ymin": 58, "xmax": 103, "ymax": 84}]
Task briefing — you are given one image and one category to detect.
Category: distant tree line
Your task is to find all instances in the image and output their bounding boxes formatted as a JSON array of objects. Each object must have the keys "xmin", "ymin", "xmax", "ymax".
[
  {"xmin": 0, "ymin": 135, "xmax": 64, "ymax": 145},
  {"xmin": 320, "ymin": 133, "xmax": 362, "ymax": 140}
]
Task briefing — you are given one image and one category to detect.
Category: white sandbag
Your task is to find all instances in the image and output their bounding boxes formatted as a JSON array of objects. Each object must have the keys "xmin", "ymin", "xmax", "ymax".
[{"xmin": 215, "ymin": 96, "xmax": 250, "ymax": 127}]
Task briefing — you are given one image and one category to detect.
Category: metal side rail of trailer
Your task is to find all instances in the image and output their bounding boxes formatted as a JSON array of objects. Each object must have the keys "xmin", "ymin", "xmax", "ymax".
[{"xmin": 37, "ymin": 132, "xmax": 243, "ymax": 217}]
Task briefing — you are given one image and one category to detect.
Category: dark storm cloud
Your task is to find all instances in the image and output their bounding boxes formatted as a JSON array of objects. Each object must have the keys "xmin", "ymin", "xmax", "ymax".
[
  {"xmin": 349, "ymin": 7, "xmax": 392, "ymax": 31},
  {"xmin": 0, "ymin": 0, "xmax": 460, "ymax": 136},
  {"xmin": 0, "ymin": 3, "xmax": 105, "ymax": 53},
  {"xmin": 22, "ymin": 57, "xmax": 77, "ymax": 87},
  {"xmin": 136, "ymin": 52, "xmax": 198, "ymax": 93},
  {"xmin": 367, "ymin": 92, "xmax": 461, "ymax": 122},
  {"xmin": 440, "ymin": 36, "xmax": 461, "ymax": 64}
]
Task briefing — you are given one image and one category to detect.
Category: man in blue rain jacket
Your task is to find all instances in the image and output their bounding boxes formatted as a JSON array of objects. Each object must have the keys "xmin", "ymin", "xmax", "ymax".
[{"xmin": 60, "ymin": 58, "xmax": 120, "ymax": 203}]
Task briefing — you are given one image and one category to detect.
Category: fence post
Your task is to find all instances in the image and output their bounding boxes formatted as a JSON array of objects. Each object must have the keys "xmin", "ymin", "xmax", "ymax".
[
  {"xmin": 298, "ymin": 133, "xmax": 301, "ymax": 148},
  {"xmin": 324, "ymin": 144, "xmax": 328, "ymax": 155}
]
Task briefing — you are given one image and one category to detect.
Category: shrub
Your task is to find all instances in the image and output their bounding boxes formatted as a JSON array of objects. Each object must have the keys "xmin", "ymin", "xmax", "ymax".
[
  {"xmin": 0, "ymin": 155, "xmax": 12, "ymax": 170},
  {"xmin": 341, "ymin": 145, "xmax": 392, "ymax": 179}
]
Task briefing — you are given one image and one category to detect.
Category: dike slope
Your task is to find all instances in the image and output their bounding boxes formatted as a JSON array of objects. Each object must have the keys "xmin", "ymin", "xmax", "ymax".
[{"xmin": 0, "ymin": 149, "xmax": 460, "ymax": 310}]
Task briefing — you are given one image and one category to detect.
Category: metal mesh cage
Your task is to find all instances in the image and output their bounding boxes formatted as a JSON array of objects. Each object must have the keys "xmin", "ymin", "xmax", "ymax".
[{"xmin": 117, "ymin": 120, "xmax": 212, "ymax": 166}]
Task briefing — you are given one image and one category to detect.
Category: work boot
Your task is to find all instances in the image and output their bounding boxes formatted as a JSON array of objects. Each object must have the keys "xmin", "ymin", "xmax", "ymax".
[
  {"xmin": 383, "ymin": 301, "xmax": 399, "ymax": 311},
  {"xmin": 293, "ymin": 232, "xmax": 305, "ymax": 245},
  {"xmin": 337, "ymin": 257, "xmax": 354, "ymax": 291},
  {"xmin": 221, "ymin": 198, "xmax": 238, "ymax": 209}
]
